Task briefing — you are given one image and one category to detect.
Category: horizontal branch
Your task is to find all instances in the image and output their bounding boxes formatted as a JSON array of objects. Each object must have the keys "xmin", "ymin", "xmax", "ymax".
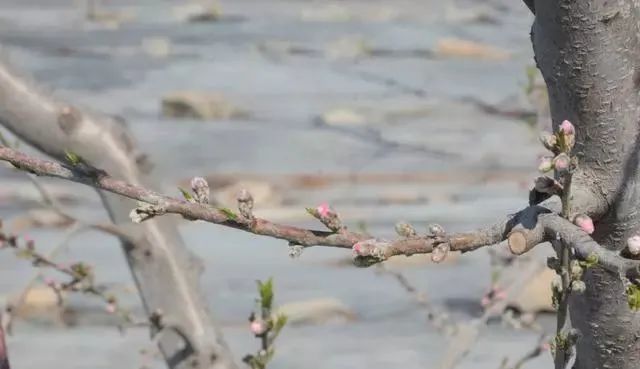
[
  {"xmin": 3, "ymin": 145, "xmax": 639, "ymax": 275},
  {"xmin": 0, "ymin": 146, "xmax": 511, "ymax": 260}
]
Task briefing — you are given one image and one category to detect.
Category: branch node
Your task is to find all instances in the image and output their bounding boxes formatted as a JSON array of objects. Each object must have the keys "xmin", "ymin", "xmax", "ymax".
[
  {"xmin": 352, "ymin": 239, "xmax": 389, "ymax": 267},
  {"xmin": 129, "ymin": 202, "xmax": 167, "ymax": 223}
]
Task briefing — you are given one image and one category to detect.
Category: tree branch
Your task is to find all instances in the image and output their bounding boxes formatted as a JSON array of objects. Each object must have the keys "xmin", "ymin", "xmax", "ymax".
[{"xmin": 0, "ymin": 60, "xmax": 236, "ymax": 369}]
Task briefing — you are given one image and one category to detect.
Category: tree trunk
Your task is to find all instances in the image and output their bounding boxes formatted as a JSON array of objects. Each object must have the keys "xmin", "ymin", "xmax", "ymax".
[
  {"xmin": 532, "ymin": 1, "xmax": 640, "ymax": 368},
  {"xmin": 0, "ymin": 60, "xmax": 237, "ymax": 369}
]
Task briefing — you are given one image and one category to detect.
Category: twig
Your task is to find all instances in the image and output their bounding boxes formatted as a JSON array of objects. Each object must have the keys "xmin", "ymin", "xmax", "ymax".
[{"xmin": 0, "ymin": 145, "xmax": 635, "ymax": 277}]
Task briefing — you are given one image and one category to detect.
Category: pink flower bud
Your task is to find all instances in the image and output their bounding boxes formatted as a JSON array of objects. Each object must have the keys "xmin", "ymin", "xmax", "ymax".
[
  {"xmin": 250, "ymin": 319, "xmax": 267, "ymax": 335},
  {"xmin": 627, "ymin": 235, "xmax": 640, "ymax": 255},
  {"xmin": 538, "ymin": 156, "xmax": 553, "ymax": 173},
  {"xmin": 559, "ymin": 120, "xmax": 575, "ymax": 135},
  {"xmin": 105, "ymin": 303, "xmax": 117, "ymax": 314},
  {"xmin": 316, "ymin": 203, "xmax": 331, "ymax": 218},
  {"xmin": 553, "ymin": 153, "xmax": 571, "ymax": 172},
  {"xmin": 44, "ymin": 277, "xmax": 55, "ymax": 287},
  {"xmin": 574, "ymin": 214, "xmax": 594, "ymax": 234}
]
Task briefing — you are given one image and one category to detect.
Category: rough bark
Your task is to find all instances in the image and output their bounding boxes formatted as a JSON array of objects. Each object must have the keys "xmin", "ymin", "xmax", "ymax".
[
  {"xmin": 532, "ymin": 1, "xmax": 640, "ymax": 368},
  {"xmin": 0, "ymin": 60, "xmax": 237, "ymax": 369}
]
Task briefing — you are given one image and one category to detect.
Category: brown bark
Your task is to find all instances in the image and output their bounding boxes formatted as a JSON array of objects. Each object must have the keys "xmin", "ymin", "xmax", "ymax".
[
  {"xmin": 0, "ymin": 60, "xmax": 237, "ymax": 369},
  {"xmin": 531, "ymin": 1, "xmax": 640, "ymax": 368}
]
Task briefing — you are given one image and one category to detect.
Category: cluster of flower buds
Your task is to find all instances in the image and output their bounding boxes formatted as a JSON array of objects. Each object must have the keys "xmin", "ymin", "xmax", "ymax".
[
  {"xmin": 190, "ymin": 177, "xmax": 210, "ymax": 205},
  {"xmin": 426, "ymin": 224, "xmax": 449, "ymax": 263},
  {"xmin": 308, "ymin": 203, "xmax": 345, "ymax": 233},
  {"xmin": 538, "ymin": 120, "xmax": 576, "ymax": 174},
  {"xmin": 237, "ymin": 189, "xmax": 255, "ymax": 220},
  {"xmin": 569, "ymin": 260, "xmax": 586, "ymax": 294},
  {"xmin": 480, "ymin": 284, "xmax": 507, "ymax": 308}
]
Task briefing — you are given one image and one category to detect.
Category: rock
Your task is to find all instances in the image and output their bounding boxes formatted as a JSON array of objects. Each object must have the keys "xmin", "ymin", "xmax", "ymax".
[
  {"xmin": 324, "ymin": 37, "xmax": 371, "ymax": 60},
  {"xmin": 317, "ymin": 108, "xmax": 367, "ymax": 126},
  {"xmin": 141, "ymin": 37, "xmax": 172, "ymax": 59},
  {"xmin": 161, "ymin": 91, "xmax": 249, "ymax": 120},
  {"xmin": 275, "ymin": 298, "xmax": 356, "ymax": 325},
  {"xmin": 300, "ymin": 5, "xmax": 352, "ymax": 22},
  {"xmin": 173, "ymin": 2, "xmax": 222, "ymax": 23},
  {"xmin": 508, "ymin": 267, "xmax": 555, "ymax": 313},
  {"xmin": 212, "ymin": 180, "xmax": 282, "ymax": 208},
  {"xmin": 434, "ymin": 38, "xmax": 510, "ymax": 60},
  {"xmin": 8, "ymin": 286, "xmax": 69, "ymax": 326},
  {"xmin": 300, "ymin": 5, "xmax": 399, "ymax": 22}
]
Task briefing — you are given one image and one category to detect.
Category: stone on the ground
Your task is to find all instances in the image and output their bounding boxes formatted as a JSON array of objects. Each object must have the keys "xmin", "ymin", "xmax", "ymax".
[
  {"xmin": 173, "ymin": 3, "xmax": 222, "ymax": 22},
  {"xmin": 434, "ymin": 38, "xmax": 510, "ymax": 60},
  {"xmin": 324, "ymin": 37, "xmax": 371, "ymax": 60},
  {"xmin": 161, "ymin": 91, "xmax": 248, "ymax": 120},
  {"xmin": 275, "ymin": 298, "xmax": 356, "ymax": 325},
  {"xmin": 141, "ymin": 37, "xmax": 172, "ymax": 59},
  {"xmin": 318, "ymin": 108, "xmax": 367, "ymax": 126}
]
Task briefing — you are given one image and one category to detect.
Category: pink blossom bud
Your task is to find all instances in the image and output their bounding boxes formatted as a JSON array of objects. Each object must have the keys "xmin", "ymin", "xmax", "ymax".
[
  {"xmin": 44, "ymin": 277, "xmax": 55, "ymax": 287},
  {"xmin": 574, "ymin": 214, "xmax": 594, "ymax": 234},
  {"xmin": 627, "ymin": 235, "xmax": 640, "ymax": 255},
  {"xmin": 250, "ymin": 319, "xmax": 268, "ymax": 335},
  {"xmin": 105, "ymin": 303, "xmax": 117, "ymax": 314},
  {"xmin": 553, "ymin": 153, "xmax": 571, "ymax": 172},
  {"xmin": 559, "ymin": 120, "xmax": 575, "ymax": 135},
  {"xmin": 538, "ymin": 156, "xmax": 553, "ymax": 173},
  {"xmin": 316, "ymin": 203, "xmax": 331, "ymax": 218}
]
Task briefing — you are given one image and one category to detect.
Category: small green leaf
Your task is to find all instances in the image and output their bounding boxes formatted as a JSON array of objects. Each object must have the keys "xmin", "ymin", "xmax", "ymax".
[
  {"xmin": 219, "ymin": 207, "xmax": 238, "ymax": 220},
  {"xmin": 628, "ymin": 285, "xmax": 640, "ymax": 311},
  {"xmin": 64, "ymin": 150, "xmax": 82, "ymax": 165},
  {"xmin": 257, "ymin": 278, "xmax": 274, "ymax": 310},
  {"xmin": 579, "ymin": 253, "xmax": 598, "ymax": 269},
  {"xmin": 272, "ymin": 313, "xmax": 287, "ymax": 332},
  {"xmin": 178, "ymin": 187, "xmax": 194, "ymax": 202},
  {"xmin": 305, "ymin": 207, "xmax": 318, "ymax": 217}
]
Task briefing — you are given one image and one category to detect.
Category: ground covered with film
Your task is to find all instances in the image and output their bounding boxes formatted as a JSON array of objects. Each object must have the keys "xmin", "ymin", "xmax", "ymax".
[{"xmin": 0, "ymin": 1, "xmax": 556, "ymax": 368}]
